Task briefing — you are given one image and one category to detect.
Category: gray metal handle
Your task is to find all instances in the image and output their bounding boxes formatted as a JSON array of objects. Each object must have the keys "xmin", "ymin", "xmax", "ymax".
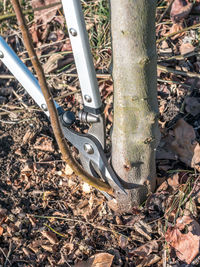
[{"xmin": 62, "ymin": 0, "xmax": 102, "ymax": 113}]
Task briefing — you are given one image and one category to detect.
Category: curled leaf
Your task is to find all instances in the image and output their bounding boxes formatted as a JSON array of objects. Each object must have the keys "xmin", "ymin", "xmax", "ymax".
[
  {"xmin": 171, "ymin": 119, "xmax": 200, "ymax": 171},
  {"xmin": 129, "ymin": 241, "xmax": 158, "ymax": 257},
  {"xmin": 75, "ymin": 253, "xmax": 114, "ymax": 267},
  {"xmin": 170, "ymin": 0, "xmax": 193, "ymax": 23},
  {"xmin": 165, "ymin": 216, "xmax": 200, "ymax": 264},
  {"xmin": 185, "ymin": 97, "xmax": 200, "ymax": 116}
]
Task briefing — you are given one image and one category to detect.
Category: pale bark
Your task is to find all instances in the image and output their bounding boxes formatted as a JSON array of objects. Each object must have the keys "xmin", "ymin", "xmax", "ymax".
[{"xmin": 111, "ymin": 0, "xmax": 160, "ymax": 211}]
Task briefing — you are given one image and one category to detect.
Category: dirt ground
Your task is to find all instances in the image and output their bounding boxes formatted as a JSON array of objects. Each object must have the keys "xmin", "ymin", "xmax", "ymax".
[{"xmin": 1, "ymin": 0, "xmax": 200, "ymax": 266}]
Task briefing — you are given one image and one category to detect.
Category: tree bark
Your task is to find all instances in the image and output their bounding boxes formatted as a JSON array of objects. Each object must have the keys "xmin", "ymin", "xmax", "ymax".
[{"xmin": 111, "ymin": 0, "xmax": 160, "ymax": 211}]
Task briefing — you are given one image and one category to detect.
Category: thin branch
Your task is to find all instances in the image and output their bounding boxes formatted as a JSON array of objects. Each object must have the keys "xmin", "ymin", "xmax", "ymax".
[
  {"xmin": 0, "ymin": 2, "xmax": 61, "ymax": 22},
  {"xmin": 157, "ymin": 22, "xmax": 200, "ymax": 43},
  {"xmin": 0, "ymin": 73, "xmax": 111, "ymax": 79},
  {"xmin": 11, "ymin": 0, "xmax": 113, "ymax": 194},
  {"xmin": 157, "ymin": 64, "xmax": 200, "ymax": 79},
  {"xmin": 157, "ymin": 0, "xmax": 174, "ymax": 24}
]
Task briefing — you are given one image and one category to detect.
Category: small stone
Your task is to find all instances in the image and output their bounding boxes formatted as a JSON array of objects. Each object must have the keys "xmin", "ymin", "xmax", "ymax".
[
  {"xmin": 82, "ymin": 182, "xmax": 91, "ymax": 193},
  {"xmin": 64, "ymin": 164, "xmax": 73, "ymax": 175}
]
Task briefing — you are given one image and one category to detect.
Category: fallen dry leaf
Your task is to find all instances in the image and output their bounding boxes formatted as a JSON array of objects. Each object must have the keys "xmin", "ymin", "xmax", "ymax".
[
  {"xmin": 41, "ymin": 244, "xmax": 56, "ymax": 253},
  {"xmin": 129, "ymin": 240, "xmax": 158, "ymax": 257},
  {"xmin": 42, "ymin": 231, "xmax": 58, "ymax": 245},
  {"xmin": 176, "ymin": 215, "xmax": 200, "ymax": 235},
  {"xmin": 185, "ymin": 96, "xmax": 200, "ymax": 116},
  {"xmin": 0, "ymin": 226, "xmax": 3, "ymax": 236},
  {"xmin": 75, "ymin": 253, "xmax": 114, "ymax": 267},
  {"xmin": 43, "ymin": 54, "xmax": 74, "ymax": 73},
  {"xmin": 165, "ymin": 215, "xmax": 200, "ymax": 264},
  {"xmin": 119, "ymin": 235, "xmax": 128, "ymax": 250},
  {"xmin": 34, "ymin": 136, "xmax": 55, "ymax": 152},
  {"xmin": 32, "ymin": 0, "xmax": 62, "ymax": 24},
  {"xmin": 169, "ymin": 23, "xmax": 184, "ymax": 40},
  {"xmin": 170, "ymin": 0, "xmax": 193, "ymax": 23},
  {"xmin": 171, "ymin": 119, "xmax": 200, "ymax": 171},
  {"xmin": 180, "ymin": 42, "xmax": 195, "ymax": 55},
  {"xmin": 23, "ymin": 129, "xmax": 36, "ymax": 144},
  {"xmin": 137, "ymin": 254, "xmax": 161, "ymax": 267},
  {"xmin": 167, "ymin": 173, "xmax": 180, "ymax": 189},
  {"xmin": 134, "ymin": 221, "xmax": 152, "ymax": 241}
]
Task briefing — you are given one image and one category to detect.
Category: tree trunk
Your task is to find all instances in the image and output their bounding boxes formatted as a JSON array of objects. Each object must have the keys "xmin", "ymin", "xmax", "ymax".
[{"xmin": 110, "ymin": 0, "xmax": 160, "ymax": 212}]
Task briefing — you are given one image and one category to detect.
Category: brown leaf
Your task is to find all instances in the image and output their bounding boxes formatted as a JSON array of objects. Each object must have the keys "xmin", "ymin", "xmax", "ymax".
[
  {"xmin": 176, "ymin": 215, "xmax": 200, "ymax": 235},
  {"xmin": 170, "ymin": 0, "xmax": 193, "ymax": 23},
  {"xmin": 165, "ymin": 226, "xmax": 200, "ymax": 264},
  {"xmin": 166, "ymin": 215, "xmax": 200, "ymax": 263},
  {"xmin": 185, "ymin": 96, "xmax": 200, "ymax": 116},
  {"xmin": 62, "ymin": 243, "xmax": 74, "ymax": 254},
  {"xmin": 41, "ymin": 244, "xmax": 56, "ymax": 253},
  {"xmin": 129, "ymin": 241, "xmax": 158, "ymax": 257},
  {"xmin": 134, "ymin": 221, "xmax": 152, "ymax": 241},
  {"xmin": 171, "ymin": 119, "xmax": 200, "ymax": 171},
  {"xmin": 32, "ymin": 0, "xmax": 62, "ymax": 24},
  {"xmin": 0, "ymin": 226, "xmax": 3, "ymax": 236},
  {"xmin": 75, "ymin": 253, "xmax": 114, "ymax": 267},
  {"xmin": 119, "ymin": 235, "xmax": 128, "ymax": 250},
  {"xmin": 137, "ymin": 254, "xmax": 161, "ymax": 267},
  {"xmin": 61, "ymin": 39, "xmax": 72, "ymax": 52},
  {"xmin": 43, "ymin": 54, "xmax": 74, "ymax": 73},
  {"xmin": 167, "ymin": 173, "xmax": 180, "ymax": 189},
  {"xmin": 169, "ymin": 23, "xmax": 184, "ymax": 40},
  {"xmin": 180, "ymin": 42, "xmax": 195, "ymax": 55},
  {"xmin": 30, "ymin": 23, "xmax": 40, "ymax": 44},
  {"xmin": 42, "ymin": 231, "xmax": 58, "ymax": 244},
  {"xmin": 22, "ymin": 247, "xmax": 33, "ymax": 258},
  {"xmin": 23, "ymin": 129, "xmax": 36, "ymax": 144},
  {"xmin": 34, "ymin": 136, "xmax": 55, "ymax": 152}
]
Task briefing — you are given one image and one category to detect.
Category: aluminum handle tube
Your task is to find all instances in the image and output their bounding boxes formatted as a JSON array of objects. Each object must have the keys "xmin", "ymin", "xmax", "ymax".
[
  {"xmin": 0, "ymin": 36, "xmax": 61, "ymax": 117},
  {"xmin": 62, "ymin": 0, "xmax": 102, "ymax": 113}
]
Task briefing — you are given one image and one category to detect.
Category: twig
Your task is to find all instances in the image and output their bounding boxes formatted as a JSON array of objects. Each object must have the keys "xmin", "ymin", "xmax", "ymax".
[
  {"xmin": 0, "ymin": 74, "xmax": 14, "ymax": 79},
  {"xmin": 12, "ymin": 89, "xmax": 28, "ymax": 109},
  {"xmin": 0, "ymin": 248, "xmax": 11, "ymax": 267},
  {"xmin": 31, "ymin": 214, "xmax": 128, "ymax": 239},
  {"xmin": 157, "ymin": 78, "xmax": 191, "ymax": 88},
  {"xmin": 183, "ymin": 176, "xmax": 200, "ymax": 205},
  {"xmin": 0, "ymin": 2, "xmax": 61, "ymax": 22},
  {"xmin": 157, "ymin": 64, "xmax": 200, "ymax": 79},
  {"xmin": 157, "ymin": 0, "xmax": 174, "ymax": 24},
  {"xmin": 159, "ymin": 49, "xmax": 200, "ymax": 61},
  {"xmin": 11, "ymin": 0, "xmax": 112, "ymax": 194},
  {"xmin": 157, "ymin": 23, "xmax": 200, "ymax": 43},
  {"xmin": 0, "ymin": 118, "xmax": 33, "ymax": 124},
  {"xmin": 4, "ymin": 241, "xmax": 12, "ymax": 267},
  {"xmin": 0, "ymin": 90, "xmax": 80, "ymax": 115},
  {"xmin": 44, "ymin": 223, "xmax": 67, "ymax": 238},
  {"xmin": 54, "ymin": 90, "xmax": 81, "ymax": 101},
  {"xmin": 0, "ymin": 73, "xmax": 111, "ymax": 79}
]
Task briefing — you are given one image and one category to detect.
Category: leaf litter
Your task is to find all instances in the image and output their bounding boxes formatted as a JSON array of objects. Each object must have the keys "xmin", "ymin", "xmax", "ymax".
[{"xmin": 1, "ymin": 0, "xmax": 200, "ymax": 266}]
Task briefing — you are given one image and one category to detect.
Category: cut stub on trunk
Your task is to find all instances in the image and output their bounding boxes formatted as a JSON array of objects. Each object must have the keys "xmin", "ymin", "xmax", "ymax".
[{"xmin": 171, "ymin": 119, "xmax": 200, "ymax": 171}]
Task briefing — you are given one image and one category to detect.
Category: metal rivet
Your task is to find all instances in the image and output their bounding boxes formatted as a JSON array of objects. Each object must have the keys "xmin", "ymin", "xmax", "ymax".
[
  {"xmin": 84, "ymin": 143, "xmax": 94, "ymax": 154},
  {"xmin": 69, "ymin": 28, "xmax": 77, "ymax": 37},
  {"xmin": 84, "ymin": 95, "xmax": 92, "ymax": 103},
  {"xmin": 0, "ymin": 51, "xmax": 4, "ymax": 58},
  {"xmin": 41, "ymin": 104, "xmax": 48, "ymax": 111}
]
